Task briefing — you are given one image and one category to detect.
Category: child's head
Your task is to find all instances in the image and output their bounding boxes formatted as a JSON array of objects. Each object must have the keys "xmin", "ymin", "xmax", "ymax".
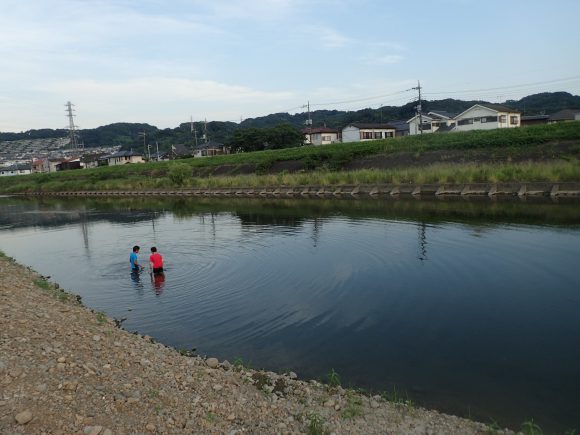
[
  {"xmin": 151, "ymin": 247, "xmax": 157, "ymax": 253},
  {"xmin": 133, "ymin": 245, "xmax": 140, "ymax": 252}
]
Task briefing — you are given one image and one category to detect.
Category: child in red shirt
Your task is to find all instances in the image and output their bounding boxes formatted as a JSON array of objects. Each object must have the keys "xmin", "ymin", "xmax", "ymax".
[{"xmin": 149, "ymin": 247, "xmax": 164, "ymax": 274}]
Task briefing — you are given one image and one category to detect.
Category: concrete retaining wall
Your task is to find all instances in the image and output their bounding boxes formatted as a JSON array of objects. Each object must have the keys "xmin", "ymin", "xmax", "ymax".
[{"xmin": 17, "ymin": 182, "xmax": 580, "ymax": 200}]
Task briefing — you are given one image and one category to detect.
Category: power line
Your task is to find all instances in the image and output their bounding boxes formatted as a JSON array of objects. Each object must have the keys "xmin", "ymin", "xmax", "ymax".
[{"xmin": 423, "ymin": 75, "xmax": 580, "ymax": 96}]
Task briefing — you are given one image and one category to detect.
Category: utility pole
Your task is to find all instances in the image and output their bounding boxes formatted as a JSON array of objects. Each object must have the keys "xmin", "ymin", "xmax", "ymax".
[
  {"xmin": 412, "ymin": 81, "xmax": 423, "ymax": 134},
  {"xmin": 302, "ymin": 101, "xmax": 312, "ymax": 143},
  {"xmin": 138, "ymin": 131, "xmax": 147, "ymax": 157}
]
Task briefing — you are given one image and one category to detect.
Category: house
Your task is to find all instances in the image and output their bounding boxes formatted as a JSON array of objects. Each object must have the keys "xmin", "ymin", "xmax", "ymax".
[
  {"xmin": 407, "ymin": 111, "xmax": 456, "ymax": 135},
  {"xmin": 341, "ymin": 123, "xmax": 396, "ymax": 143},
  {"xmin": 56, "ymin": 158, "xmax": 82, "ymax": 171},
  {"xmin": 302, "ymin": 127, "xmax": 341, "ymax": 145},
  {"xmin": 193, "ymin": 141, "xmax": 229, "ymax": 158},
  {"xmin": 548, "ymin": 109, "xmax": 580, "ymax": 123},
  {"xmin": 81, "ymin": 153, "xmax": 106, "ymax": 169},
  {"xmin": 0, "ymin": 163, "xmax": 32, "ymax": 177},
  {"xmin": 31, "ymin": 158, "xmax": 45, "ymax": 173},
  {"xmin": 387, "ymin": 120, "xmax": 410, "ymax": 137},
  {"xmin": 169, "ymin": 144, "xmax": 193, "ymax": 159},
  {"xmin": 105, "ymin": 150, "xmax": 145, "ymax": 166},
  {"xmin": 47, "ymin": 158, "xmax": 65, "ymax": 173},
  {"xmin": 453, "ymin": 104, "xmax": 520, "ymax": 132},
  {"xmin": 521, "ymin": 115, "xmax": 550, "ymax": 126}
]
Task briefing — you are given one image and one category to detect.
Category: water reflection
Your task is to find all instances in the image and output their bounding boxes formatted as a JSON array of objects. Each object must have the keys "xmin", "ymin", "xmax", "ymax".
[
  {"xmin": 0, "ymin": 195, "xmax": 579, "ymax": 433},
  {"xmin": 151, "ymin": 272, "xmax": 165, "ymax": 295}
]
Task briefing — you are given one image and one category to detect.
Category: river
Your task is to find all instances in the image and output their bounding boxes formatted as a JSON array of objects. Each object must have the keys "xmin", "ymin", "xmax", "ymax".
[{"xmin": 0, "ymin": 195, "xmax": 579, "ymax": 433}]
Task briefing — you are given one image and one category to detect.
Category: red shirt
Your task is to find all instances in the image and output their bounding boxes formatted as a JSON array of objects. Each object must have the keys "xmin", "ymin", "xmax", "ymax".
[{"xmin": 149, "ymin": 252, "xmax": 163, "ymax": 269}]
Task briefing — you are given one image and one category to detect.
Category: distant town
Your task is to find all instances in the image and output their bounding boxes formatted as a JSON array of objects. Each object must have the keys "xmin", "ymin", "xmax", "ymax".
[{"xmin": 1, "ymin": 95, "xmax": 579, "ymax": 177}]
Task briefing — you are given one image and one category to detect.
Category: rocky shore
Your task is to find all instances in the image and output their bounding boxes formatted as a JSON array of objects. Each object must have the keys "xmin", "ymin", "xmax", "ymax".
[{"xmin": 1, "ymin": 254, "xmax": 505, "ymax": 434}]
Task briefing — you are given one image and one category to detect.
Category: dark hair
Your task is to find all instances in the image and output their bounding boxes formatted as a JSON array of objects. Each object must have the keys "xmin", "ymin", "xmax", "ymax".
[
  {"xmin": 151, "ymin": 247, "xmax": 157, "ymax": 253},
  {"xmin": 133, "ymin": 245, "xmax": 140, "ymax": 252}
]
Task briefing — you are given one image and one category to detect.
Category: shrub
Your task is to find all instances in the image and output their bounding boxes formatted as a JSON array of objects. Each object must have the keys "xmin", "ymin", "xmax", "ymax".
[{"xmin": 168, "ymin": 163, "xmax": 191, "ymax": 186}]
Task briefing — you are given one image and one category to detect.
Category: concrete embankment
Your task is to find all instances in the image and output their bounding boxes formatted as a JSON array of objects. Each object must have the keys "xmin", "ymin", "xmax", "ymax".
[
  {"xmin": 17, "ymin": 181, "xmax": 580, "ymax": 199},
  {"xmin": 0, "ymin": 254, "xmax": 506, "ymax": 434}
]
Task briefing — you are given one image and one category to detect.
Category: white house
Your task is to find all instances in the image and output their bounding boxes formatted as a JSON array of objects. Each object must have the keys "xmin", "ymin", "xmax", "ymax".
[
  {"xmin": 105, "ymin": 150, "xmax": 145, "ymax": 166},
  {"xmin": 341, "ymin": 123, "xmax": 396, "ymax": 143},
  {"xmin": 302, "ymin": 127, "xmax": 341, "ymax": 145},
  {"xmin": 407, "ymin": 111, "xmax": 456, "ymax": 135},
  {"xmin": 0, "ymin": 163, "xmax": 32, "ymax": 176},
  {"xmin": 454, "ymin": 104, "xmax": 520, "ymax": 132}
]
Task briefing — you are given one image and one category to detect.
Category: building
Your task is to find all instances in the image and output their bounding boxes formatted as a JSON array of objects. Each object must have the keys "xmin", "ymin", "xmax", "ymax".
[
  {"xmin": 521, "ymin": 115, "xmax": 550, "ymax": 126},
  {"xmin": 105, "ymin": 150, "xmax": 145, "ymax": 166},
  {"xmin": 341, "ymin": 123, "xmax": 397, "ymax": 143},
  {"xmin": 302, "ymin": 127, "xmax": 341, "ymax": 145},
  {"xmin": 387, "ymin": 120, "xmax": 410, "ymax": 137},
  {"xmin": 0, "ymin": 163, "xmax": 32, "ymax": 177},
  {"xmin": 193, "ymin": 141, "xmax": 229, "ymax": 158},
  {"xmin": 453, "ymin": 104, "xmax": 520, "ymax": 132},
  {"xmin": 548, "ymin": 109, "xmax": 580, "ymax": 123},
  {"xmin": 56, "ymin": 158, "xmax": 82, "ymax": 171},
  {"xmin": 407, "ymin": 111, "xmax": 456, "ymax": 135}
]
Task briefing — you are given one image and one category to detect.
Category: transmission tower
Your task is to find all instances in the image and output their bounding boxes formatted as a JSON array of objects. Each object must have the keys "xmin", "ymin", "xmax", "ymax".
[{"xmin": 65, "ymin": 101, "xmax": 80, "ymax": 150}]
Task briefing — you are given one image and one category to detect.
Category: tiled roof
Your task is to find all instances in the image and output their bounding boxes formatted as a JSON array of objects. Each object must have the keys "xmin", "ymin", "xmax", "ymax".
[
  {"xmin": 346, "ymin": 123, "xmax": 396, "ymax": 129},
  {"xmin": 478, "ymin": 103, "xmax": 520, "ymax": 113},
  {"xmin": 549, "ymin": 109, "xmax": 580, "ymax": 121},
  {"xmin": 107, "ymin": 150, "xmax": 143, "ymax": 158},
  {"xmin": 302, "ymin": 127, "xmax": 338, "ymax": 134}
]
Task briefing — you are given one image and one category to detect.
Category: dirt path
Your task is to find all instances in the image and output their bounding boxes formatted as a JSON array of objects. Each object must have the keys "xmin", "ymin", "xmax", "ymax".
[{"xmin": 0, "ymin": 255, "xmax": 506, "ymax": 434}]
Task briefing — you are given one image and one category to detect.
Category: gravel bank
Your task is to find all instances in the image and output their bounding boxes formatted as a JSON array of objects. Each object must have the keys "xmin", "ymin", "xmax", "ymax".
[{"xmin": 0, "ymin": 254, "xmax": 505, "ymax": 434}]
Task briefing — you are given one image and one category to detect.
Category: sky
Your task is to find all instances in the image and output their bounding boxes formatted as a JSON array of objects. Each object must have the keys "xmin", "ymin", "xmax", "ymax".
[{"xmin": 1, "ymin": 0, "xmax": 580, "ymax": 132}]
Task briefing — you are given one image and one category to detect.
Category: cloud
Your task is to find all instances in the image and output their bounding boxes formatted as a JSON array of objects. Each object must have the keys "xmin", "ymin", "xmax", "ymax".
[
  {"xmin": 41, "ymin": 78, "xmax": 294, "ymax": 103},
  {"xmin": 363, "ymin": 54, "xmax": 404, "ymax": 65}
]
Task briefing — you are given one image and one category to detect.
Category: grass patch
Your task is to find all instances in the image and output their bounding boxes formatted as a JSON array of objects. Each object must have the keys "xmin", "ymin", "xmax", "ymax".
[
  {"xmin": 326, "ymin": 368, "xmax": 341, "ymax": 388},
  {"xmin": 232, "ymin": 356, "xmax": 253, "ymax": 371},
  {"xmin": 520, "ymin": 419, "xmax": 543, "ymax": 435},
  {"xmin": 95, "ymin": 311, "xmax": 107, "ymax": 324},
  {"xmin": 306, "ymin": 412, "xmax": 328, "ymax": 435},
  {"xmin": 341, "ymin": 391, "xmax": 364, "ymax": 420},
  {"xmin": 381, "ymin": 386, "xmax": 414, "ymax": 407}
]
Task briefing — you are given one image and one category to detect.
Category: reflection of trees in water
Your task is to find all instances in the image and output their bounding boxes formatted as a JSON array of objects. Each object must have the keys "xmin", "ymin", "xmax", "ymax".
[{"xmin": 1, "ymin": 196, "xmax": 579, "ymax": 233}]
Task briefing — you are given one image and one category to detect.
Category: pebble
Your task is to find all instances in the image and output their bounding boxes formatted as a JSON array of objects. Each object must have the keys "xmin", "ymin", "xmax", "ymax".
[
  {"xmin": 15, "ymin": 409, "xmax": 33, "ymax": 424},
  {"xmin": 206, "ymin": 357, "xmax": 219, "ymax": 368}
]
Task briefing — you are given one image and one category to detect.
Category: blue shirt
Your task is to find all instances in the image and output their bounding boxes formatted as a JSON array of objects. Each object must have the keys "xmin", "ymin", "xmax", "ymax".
[{"xmin": 130, "ymin": 252, "xmax": 139, "ymax": 269}]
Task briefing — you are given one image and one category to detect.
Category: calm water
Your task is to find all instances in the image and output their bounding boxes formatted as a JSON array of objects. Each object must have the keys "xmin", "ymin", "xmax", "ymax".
[{"xmin": 1, "ymin": 196, "xmax": 579, "ymax": 433}]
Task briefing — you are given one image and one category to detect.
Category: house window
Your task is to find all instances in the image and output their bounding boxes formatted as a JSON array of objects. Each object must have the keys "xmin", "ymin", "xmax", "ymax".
[
  {"xmin": 457, "ymin": 118, "xmax": 474, "ymax": 126},
  {"xmin": 362, "ymin": 132, "xmax": 373, "ymax": 139},
  {"xmin": 385, "ymin": 131, "xmax": 394, "ymax": 138},
  {"xmin": 481, "ymin": 117, "xmax": 487, "ymax": 123},
  {"xmin": 473, "ymin": 117, "xmax": 480, "ymax": 122},
  {"xmin": 322, "ymin": 135, "xmax": 331, "ymax": 141},
  {"xmin": 374, "ymin": 132, "xmax": 382, "ymax": 139},
  {"xmin": 510, "ymin": 116, "xmax": 518, "ymax": 125},
  {"xmin": 499, "ymin": 115, "xmax": 507, "ymax": 123}
]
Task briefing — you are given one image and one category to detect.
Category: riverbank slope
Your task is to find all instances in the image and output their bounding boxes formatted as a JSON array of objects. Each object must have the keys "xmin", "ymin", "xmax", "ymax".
[
  {"xmin": 0, "ymin": 122, "xmax": 578, "ymax": 194},
  {"xmin": 0, "ymin": 254, "xmax": 501, "ymax": 434}
]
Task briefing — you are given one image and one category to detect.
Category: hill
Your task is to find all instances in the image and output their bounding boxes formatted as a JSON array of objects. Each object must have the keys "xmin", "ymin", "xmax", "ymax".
[{"xmin": 1, "ymin": 92, "xmax": 579, "ymax": 153}]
